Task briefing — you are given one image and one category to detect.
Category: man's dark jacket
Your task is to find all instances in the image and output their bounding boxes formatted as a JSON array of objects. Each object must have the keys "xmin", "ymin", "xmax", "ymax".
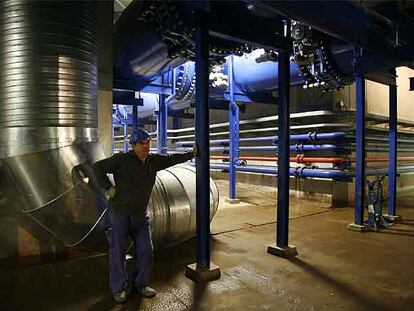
[{"xmin": 93, "ymin": 151, "xmax": 194, "ymax": 218}]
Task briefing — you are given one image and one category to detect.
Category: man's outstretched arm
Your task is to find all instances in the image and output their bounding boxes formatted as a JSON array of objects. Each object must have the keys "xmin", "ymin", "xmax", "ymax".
[{"xmin": 153, "ymin": 145, "xmax": 198, "ymax": 171}]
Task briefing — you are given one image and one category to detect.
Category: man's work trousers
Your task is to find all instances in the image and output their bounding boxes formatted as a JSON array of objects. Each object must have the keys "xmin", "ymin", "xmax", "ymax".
[{"xmin": 108, "ymin": 211, "xmax": 154, "ymax": 294}]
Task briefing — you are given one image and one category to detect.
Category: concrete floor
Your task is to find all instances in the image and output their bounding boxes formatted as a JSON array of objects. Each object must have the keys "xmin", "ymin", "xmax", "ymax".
[{"xmin": 0, "ymin": 180, "xmax": 413, "ymax": 311}]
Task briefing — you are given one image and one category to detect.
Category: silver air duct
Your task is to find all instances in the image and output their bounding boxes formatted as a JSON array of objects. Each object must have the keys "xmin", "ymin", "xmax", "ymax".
[
  {"xmin": 0, "ymin": 0, "xmax": 105, "ymax": 258},
  {"xmin": 150, "ymin": 165, "xmax": 219, "ymax": 246},
  {"xmin": 0, "ymin": 0, "xmax": 99, "ymax": 157}
]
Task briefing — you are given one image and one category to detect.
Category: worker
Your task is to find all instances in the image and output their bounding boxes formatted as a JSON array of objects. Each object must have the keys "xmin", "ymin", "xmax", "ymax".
[{"xmin": 93, "ymin": 128, "xmax": 197, "ymax": 303}]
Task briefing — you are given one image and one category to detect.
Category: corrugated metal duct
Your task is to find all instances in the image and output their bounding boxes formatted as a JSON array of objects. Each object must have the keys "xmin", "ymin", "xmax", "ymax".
[
  {"xmin": 150, "ymin": 165, "xmax": 219, "ymax": 246},
  {"xmin": 0, "ymin": 0, "xmax": 98, "ymax": 156},
  {"xmin": 0, "ymin": 0, "xmax": 106, "ymax": 253}
]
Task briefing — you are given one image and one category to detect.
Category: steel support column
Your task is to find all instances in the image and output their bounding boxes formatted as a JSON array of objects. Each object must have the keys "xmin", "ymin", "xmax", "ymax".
[
  {"xmin": 267, "ymin": 20, "xmax": 297, "ymax": 257},
  {"xmin": 123, "ymin": 107, "xmax": 129, "ymax": 153},
  {"xmin": 185, "ymin": 10, "xmax": 220, "ymax": 282},
  {"xmin": 172, "ymin": 67, "xmax": 180, "ymax": 131},
  {"xmin": 157, "ymin": 93, "xmax": 168, "ymax": 154},
  {"xmin": 348, "ymin": 47, "xmax": 367, "ymax": 231},
  {"xmin": 228, "ymin": 56, "xmax": 240, "ymax": 201},
  {"xmin": 276, "ymin": 40, "xmax": 290, "ymax": 247},
  {"xmin": 132, "ymin": 104, "xmax": 138, "ymax": 131},
  {"xmin": 354, "ymin": 74, "xmax": 366, "ymax": 226},
  {"xmin": 387, "ymin": 84, "xmax": 398, "ymax": 216}
]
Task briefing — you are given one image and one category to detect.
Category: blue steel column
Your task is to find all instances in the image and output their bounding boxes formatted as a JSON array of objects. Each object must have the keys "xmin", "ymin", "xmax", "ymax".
[
  {"xmin": 354, "ymin": 70, "xmax": 366, "ymax": 226},
  {"xmin": 157, "ymin": 93, "xmax": 168, "ymax": 154},
  {"xmin": 228, "ymin": 55, "xmax": 239, "ymax": 199},
  {"xmin": 122, "ymin": 106, "xmax": 129, "ymax": 153},
  {"xmin": 194, "ymin": 11, "xmax": 211, "ymax": 269},
  {"xmin": 276, "ymin": 21, "xmax": 291, "ymax": 249},
  {"xmin": 132, "ymin": 103, "xmax": 138, "ymax": 131},
  {"xmin": 388, "ymin": 84, "xmax": 397, "ymax": 216},
  {"xmin": 172, "ymin": 68, "xmax": 179, "ymax": 136}
]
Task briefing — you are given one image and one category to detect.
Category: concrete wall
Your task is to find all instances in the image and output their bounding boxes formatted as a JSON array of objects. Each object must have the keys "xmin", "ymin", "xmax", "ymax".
[
  {"xmin": 366, "ymin": 67, "xmax": 414, "ymax": 121},
  {"xmin": 211, "ymin": 170, "xmax": 333, "ymax": 204},
  {"xmin": 98, "ymin": 90, "xmax": 113, "ymax": 157},
  {"xmin": 333, "ymin": 66, "xmax": 414, "ymax": 122}
]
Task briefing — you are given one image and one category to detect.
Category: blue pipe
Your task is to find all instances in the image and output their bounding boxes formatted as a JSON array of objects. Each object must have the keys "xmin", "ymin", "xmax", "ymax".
[
  {"xmin": 174, "ymin": 132, "xmax": 347, "ymax": 146},
  {"xmin": 175, "ymin": 144, "xmax": 339, "ymax": 153},
  {"xmin": 132, "ymin": 104, "xmax": 138, "ymax": 131},
  {"xmin": 168, "ymin": 51, "xmax": 302, "ymax": 110},
  {"xmin": 157, "ymin": 93, "xmax": 168, "ymax": 154},
  {"xmin": 193, "ymin": 163, "xmax": 414, "ymax": 178},
  {"xmin": 208, "ymin": 164, "xmax": 350, "ymax": 180},
  {"xmin": 232, "ymin": 49, "xmax": 302, "ymax": 93},
  {"xmin": 240, "ymin": 145, "xmax": 339, "ymax": 152}
]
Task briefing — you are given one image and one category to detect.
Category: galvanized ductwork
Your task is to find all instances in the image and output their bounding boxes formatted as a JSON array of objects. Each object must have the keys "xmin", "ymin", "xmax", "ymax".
[
  {"xmin": 0, "ymin": 0, "xmax": 99, "ymax": 157},
  {"xmin": 0, "ymin": 0, "xmax": 106, "ymax": 256},
  {"xmin": 150, "ymin": 165, "xmax": 219, "ymax": 246}
]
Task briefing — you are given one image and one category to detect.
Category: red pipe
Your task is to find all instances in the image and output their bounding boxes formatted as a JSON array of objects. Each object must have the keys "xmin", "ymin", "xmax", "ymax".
[{"xmin": 210, "ymin": 155, "xmax": 348, "ymax": 163}]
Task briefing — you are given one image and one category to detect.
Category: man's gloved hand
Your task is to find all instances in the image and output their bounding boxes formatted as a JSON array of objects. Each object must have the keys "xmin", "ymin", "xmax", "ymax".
[
  {"xmin": 106, "ymin": 186, "xmax": 116, "ymax": 200},
  {"xmin": 192, "ymin": 144, "xmax": 199, "ymax": 157}
]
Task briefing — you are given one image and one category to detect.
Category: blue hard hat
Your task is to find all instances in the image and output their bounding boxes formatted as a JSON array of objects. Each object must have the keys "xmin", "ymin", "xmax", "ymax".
[{"xmin": 129, "ymin": 129, "xmax": 150, "ymax": 144}]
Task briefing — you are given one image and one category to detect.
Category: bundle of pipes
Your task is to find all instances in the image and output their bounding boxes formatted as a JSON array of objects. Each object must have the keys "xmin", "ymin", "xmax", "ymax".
[
  {"xmin": 207, "ymin": 164, "xmax": 350, "ymax": 180},
  {"xmin": 173, "ymin": 132, "xmax": 347, "ymax": 146},
  {"xmin": 175, "ymin": 145, "xmax": 339, "ymax": 152},
  {"xmin": 210, "ymin": 156, "xmax": 414, "ymax": 164},
  {"xmin": 205, "ymin": 164, "xmax": 414, "ymax": 180},
  {"xmin": 167, "ymin": 125, "xmax": 414, "ymax": 180}
]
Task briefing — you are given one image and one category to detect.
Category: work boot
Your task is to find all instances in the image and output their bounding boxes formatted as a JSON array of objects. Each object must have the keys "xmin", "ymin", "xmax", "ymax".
[
  {"xmin": 113, "ymin": 290, "xmax": 127, "ymax": 304},
  {"xmin": 136, "ymin": 285, "xmax": 156, "ymax": 298}
]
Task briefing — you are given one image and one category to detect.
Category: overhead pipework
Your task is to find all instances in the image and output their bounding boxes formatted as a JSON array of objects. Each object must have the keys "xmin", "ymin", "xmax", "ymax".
[
  {"xmin": 290, "ymin": 21, "xmax": 354, "ymax": 91},
  {"xmin": 114, "ymin": 0, "xmax": 261, "ymax": 85},
  {"xmin": 246, "ymin": 0, "xmax": 414, "ymax": 53},
  {"xmin": 115, "ymin": 0, "xmax": 414, "ymax": 103},
  {"xmin": 114, "ymin": 0, "xmax": 395, "ymax": 99}
]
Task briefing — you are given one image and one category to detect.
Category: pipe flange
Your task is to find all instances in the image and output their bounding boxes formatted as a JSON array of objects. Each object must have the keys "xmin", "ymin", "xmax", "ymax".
[
  {"xmin": 308, "ymin": 131, "xmax": 317, "ymax": 141},
  {"xmin": 295, "ymin": 143, "xmax": 304, "ymax": 152},
  {"xmin": 295, "ymin": 166, "xmax": 308, "ymax": 179}
]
